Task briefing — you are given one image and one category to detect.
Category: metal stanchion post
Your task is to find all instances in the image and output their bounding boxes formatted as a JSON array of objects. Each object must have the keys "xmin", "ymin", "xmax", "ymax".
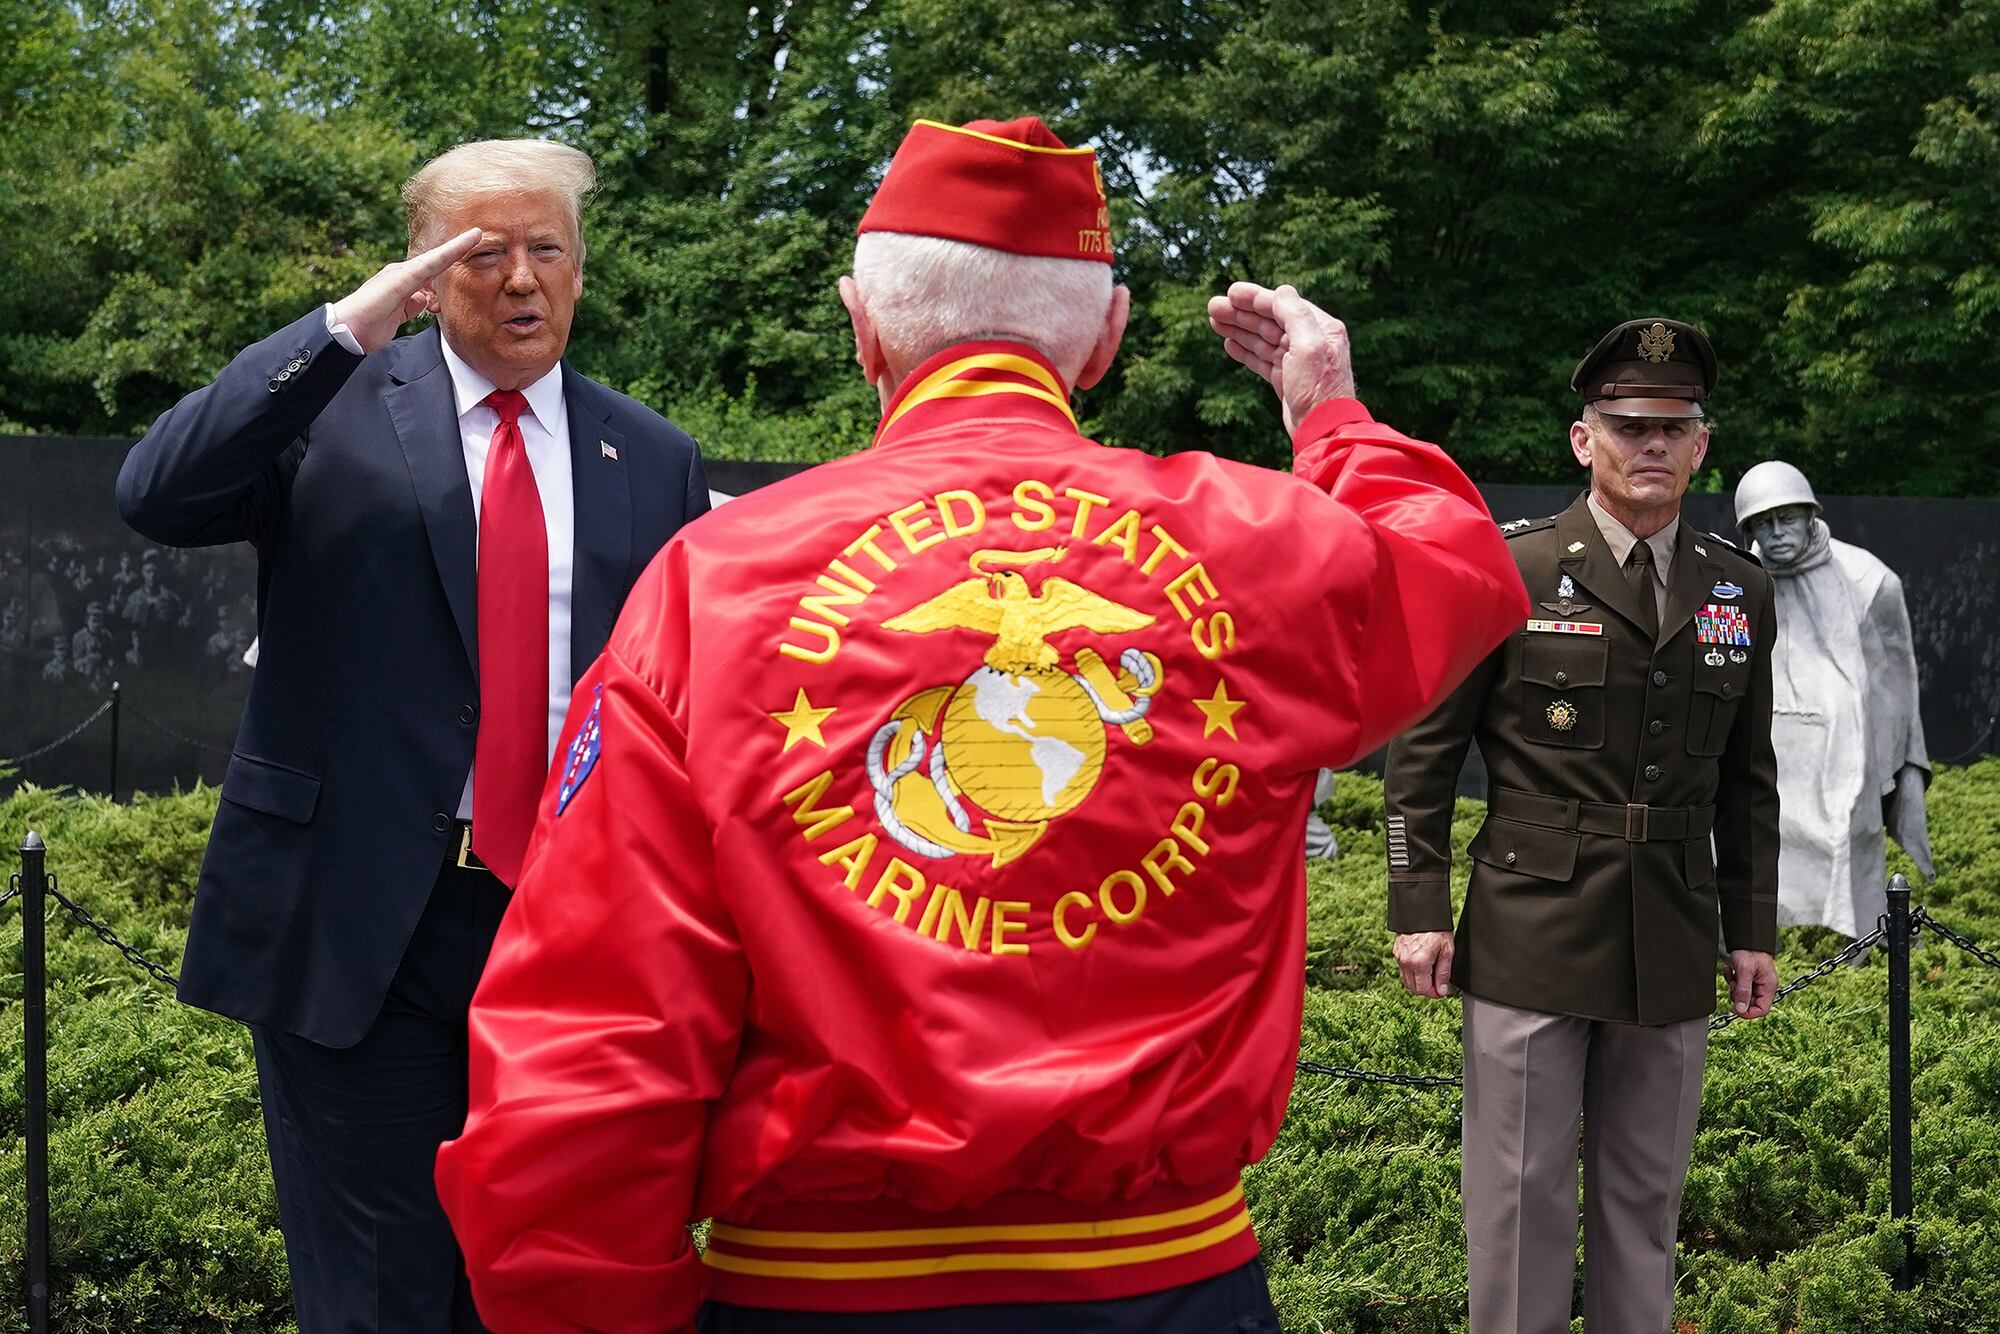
[
  {"xmin": 19, "ymin": 832, "xmax": 50, "ymax": 1333},
  {"xmin": 1887, "ymin": 872, "xmax": 1914, "ymax": 1291},
  {"xmin": 109, "ymin": 681, "xmax": 121, "ymax": 801}
]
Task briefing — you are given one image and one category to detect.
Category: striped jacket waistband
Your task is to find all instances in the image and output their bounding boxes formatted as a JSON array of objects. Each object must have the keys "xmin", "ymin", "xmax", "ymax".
[{"xmin": 701, "ymin": 1178, "xmax": 1259, "ymax": 1313}]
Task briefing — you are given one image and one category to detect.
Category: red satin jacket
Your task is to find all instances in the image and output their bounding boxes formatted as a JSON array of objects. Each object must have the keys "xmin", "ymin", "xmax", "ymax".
[{"xmin": 435, "ymin": 341, "xmax": 1528, "ymax": 1332}]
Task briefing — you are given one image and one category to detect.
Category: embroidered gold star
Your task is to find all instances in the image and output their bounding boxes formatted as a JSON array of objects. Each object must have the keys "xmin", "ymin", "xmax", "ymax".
[
  {"xmin": 770, "ymin": 688, "xmax": 836, "ymax": 752},
  {"xmin": 1194, "ymin": 678, "xmax": 1246, "ymax": 740}
]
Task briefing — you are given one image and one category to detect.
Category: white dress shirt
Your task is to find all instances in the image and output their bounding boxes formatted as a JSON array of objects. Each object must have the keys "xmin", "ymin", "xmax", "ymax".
[{"xmin": 322, "ymin": 306, "xmax": 576, "ymax": 819}]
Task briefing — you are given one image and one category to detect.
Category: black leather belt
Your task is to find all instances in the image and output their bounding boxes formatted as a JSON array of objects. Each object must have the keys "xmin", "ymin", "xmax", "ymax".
[
  {"xmin": 449, "ymin": 820, "xmax": 495, "ymax": 874},
  {"xmin": 1490, "ymin": 786, "xmax": 1713, "ymax": 843}
]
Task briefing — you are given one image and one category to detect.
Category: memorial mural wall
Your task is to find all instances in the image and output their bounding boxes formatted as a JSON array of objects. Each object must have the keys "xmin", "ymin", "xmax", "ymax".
[{"xmin": 4, "ymin": 442, "xmax": 1994, "ymax": 799}]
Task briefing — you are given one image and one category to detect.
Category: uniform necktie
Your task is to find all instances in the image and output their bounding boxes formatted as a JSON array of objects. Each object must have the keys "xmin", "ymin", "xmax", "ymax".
[
  {"xmin": 471, "ymin": 389, "xmax": 549, "ymax": 888},
  {"xmin": 1624, "ymin": 541, "xmax": 1659, "ymax": 641}
]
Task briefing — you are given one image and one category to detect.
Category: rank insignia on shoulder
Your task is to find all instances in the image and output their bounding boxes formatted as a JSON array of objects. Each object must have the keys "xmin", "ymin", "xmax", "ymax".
[
  {"xmin": 1712, "ymin": 581, "xmax": 1743, "ymax": 599},
  {"xmin": 1500, "ymin": 515, "xmax": 1552, "ymax": 537},
  {"xmin": 555, "ymin": 685, "xmax": 605, "ymax": 815},
  {"xmin": 1500, "ymin": 518, "xmax": 1532, "ymax": 533}
]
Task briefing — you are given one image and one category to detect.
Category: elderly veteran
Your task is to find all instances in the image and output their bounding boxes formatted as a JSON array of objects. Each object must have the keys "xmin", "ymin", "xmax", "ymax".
[
  {"xmin": 1384, "ymin": 319, "xmax": 1781, "ymax": 1334},
  {"xmin": 435, "ymin": 116, "xmax": 1528, "ymax": 1333},
  {"xmin": 118, "ymin": 138, "xmax": 709, "ymax": 1332}
]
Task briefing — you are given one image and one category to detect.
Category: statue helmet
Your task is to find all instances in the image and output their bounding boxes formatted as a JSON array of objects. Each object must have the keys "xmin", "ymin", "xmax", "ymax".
[{"xmin": 1734, "ymin": 460, "xmax": 1820, "ymax": 532}]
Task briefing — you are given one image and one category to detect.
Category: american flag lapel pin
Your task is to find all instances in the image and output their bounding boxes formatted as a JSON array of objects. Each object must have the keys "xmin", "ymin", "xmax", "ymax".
[{"xmin": 600, "ymin": 440, "xmax": 619, "ymax": 461}]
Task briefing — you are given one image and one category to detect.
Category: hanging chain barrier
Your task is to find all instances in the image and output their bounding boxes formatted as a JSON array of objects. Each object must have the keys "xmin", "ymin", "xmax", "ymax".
[
  {"xmin": 122, "ymin": 700, "xmax": 231, "ymax": 757},
  {"xmin": 1294, "ymin": 1058, "xmax": 1464, "ymax": 1091},
  {"xmin": 41, "ymin": 875, "xmax": 182, "ymax": 990},
  {"xmin": 1, "ymin": 698, "xmax": 115, "ymax": 767},
  {"xmin": 1912, "ymin": 905, "xmax": 2000, "ymax": 971}
]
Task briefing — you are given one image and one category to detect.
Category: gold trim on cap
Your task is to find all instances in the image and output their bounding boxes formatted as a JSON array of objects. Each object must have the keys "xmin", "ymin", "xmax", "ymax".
[{"xmin": 910, "ymin": 118, "xmax": 1096, "ymax": 157}]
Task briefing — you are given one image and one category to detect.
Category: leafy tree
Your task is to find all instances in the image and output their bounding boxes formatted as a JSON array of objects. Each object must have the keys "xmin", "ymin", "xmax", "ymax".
[
  {"xmin": 0, "ymin": 0, "xmax": 417, "ymax": 434},
  {"xmin": 3, "ymin": 0, "xmax": 1994, "ymax": 496},
  {"xmin": 1693, "ymin": 0, "xmax": 2000, "ymax": 498}
]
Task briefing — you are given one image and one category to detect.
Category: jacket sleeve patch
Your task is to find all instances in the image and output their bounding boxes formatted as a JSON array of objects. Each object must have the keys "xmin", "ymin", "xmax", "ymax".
[{"xmin": 556, "ymin": 686, "xmax": 605, "ymax": 815}]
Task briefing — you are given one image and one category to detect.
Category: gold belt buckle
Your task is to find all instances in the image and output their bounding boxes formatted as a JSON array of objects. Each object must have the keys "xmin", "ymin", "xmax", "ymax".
[
  {"xmin": 456, "ymin": 823, "xmax": 479, "ymax": 870},
  {"xmin": 1624, "ymin": 803, "xmax": 1649, "ymax": 843}
]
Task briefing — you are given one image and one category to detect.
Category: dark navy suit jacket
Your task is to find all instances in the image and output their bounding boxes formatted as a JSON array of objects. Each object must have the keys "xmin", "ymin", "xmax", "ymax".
[{"xmin": 118, "ymin": 308, "xmax": 709, "ymax": 1046}]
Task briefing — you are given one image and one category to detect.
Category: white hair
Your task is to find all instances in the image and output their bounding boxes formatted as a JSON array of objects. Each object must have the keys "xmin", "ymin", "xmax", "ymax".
[
  {"xmin": 853, "ymin": 232, "xmax": 1113, "ymax": 385},
  {"xmin": 403, "ymin": 139, "xmax": 597, "ymax": 258}
]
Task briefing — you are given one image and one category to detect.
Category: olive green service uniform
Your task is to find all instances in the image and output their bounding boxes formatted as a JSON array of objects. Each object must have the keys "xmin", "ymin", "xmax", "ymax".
[{"xmin": 1383, "ymin": 320, "xmax": 1779, "ymax": 1334}]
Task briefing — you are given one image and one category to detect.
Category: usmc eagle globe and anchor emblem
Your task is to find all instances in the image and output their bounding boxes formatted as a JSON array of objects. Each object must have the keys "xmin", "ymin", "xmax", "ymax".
[{"xmin": 868, "ymin": 546, "xmax": 1167, "ymax": 868}]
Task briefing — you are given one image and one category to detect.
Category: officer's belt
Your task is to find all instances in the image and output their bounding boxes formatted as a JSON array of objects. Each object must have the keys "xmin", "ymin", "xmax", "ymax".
[{"xmin": 1490, "ymin": 786, "xmax": 1714, "ymax": 843}]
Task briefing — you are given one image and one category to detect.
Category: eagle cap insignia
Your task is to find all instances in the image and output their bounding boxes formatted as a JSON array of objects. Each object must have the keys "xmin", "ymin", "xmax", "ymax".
[
  {"xmin": 1636, "ymin": 322, "xmax": 1676, "ymax": 364},
  {"xmin": 870, "ymin": 546, "xmax": 1167, "ymax": 867}
]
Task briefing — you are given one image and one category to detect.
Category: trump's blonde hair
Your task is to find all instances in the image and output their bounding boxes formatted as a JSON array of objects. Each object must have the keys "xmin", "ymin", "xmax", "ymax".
[{"xmin": 402, "ymin": 140, "xmax": 598, "ymax": 258}]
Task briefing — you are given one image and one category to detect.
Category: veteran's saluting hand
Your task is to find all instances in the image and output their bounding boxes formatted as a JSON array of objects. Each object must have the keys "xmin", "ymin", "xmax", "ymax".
[
  {"xmin": 1206, "ymin": 281, "xmax": 1356, "ymax": 431},
  {"xmin": 327, "ymin": 226, "xmax": 483, "ymax": 355}
]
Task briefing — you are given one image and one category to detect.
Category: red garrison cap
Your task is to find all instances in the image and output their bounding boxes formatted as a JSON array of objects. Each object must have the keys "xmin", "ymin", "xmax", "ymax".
[{"xmin": 859, "ymin": 117, "xmax": 1113, "ymax": 264}]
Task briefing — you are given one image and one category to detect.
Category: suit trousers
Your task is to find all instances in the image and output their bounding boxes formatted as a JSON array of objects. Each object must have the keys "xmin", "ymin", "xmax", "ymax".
[
  {"xmin": 1461, "ymin": 994, "xmax": 1707, "ymax": 1334},
  {"xmin": 252, "ymin": 861, "xmax": 510, "ymax": 1334},
  {"xmin": 695, "ymin": 1258, "xmax": 1280, "ymax": 1334}
]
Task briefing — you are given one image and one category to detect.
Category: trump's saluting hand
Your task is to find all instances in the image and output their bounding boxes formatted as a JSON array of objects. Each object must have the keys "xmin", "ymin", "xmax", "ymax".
[{"xmin": 328, "ymin": 226, "xmax": 483, "ymax": 355}]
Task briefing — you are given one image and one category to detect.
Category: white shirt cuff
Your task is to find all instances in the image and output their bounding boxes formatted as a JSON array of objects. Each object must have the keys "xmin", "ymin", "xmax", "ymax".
[{"xmin": 322, "ymin": 303, "xmax": 364, "ymax": 356}]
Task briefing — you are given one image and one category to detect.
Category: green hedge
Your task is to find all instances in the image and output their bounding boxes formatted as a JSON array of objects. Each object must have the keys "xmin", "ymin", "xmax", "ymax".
[{"xmin": 3, "ymin": 761, "xmax": 1997, "ymax": 1332}]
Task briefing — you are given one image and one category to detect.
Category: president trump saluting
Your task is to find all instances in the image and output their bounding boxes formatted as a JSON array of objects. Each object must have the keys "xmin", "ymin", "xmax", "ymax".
[
  {"xmin": 118, "ymin": 139, "xmax": 709, "ymax": 1332},
  {"xmin": 436, "ymin": 117, "xmax": 1528, "ymax": 1333}
]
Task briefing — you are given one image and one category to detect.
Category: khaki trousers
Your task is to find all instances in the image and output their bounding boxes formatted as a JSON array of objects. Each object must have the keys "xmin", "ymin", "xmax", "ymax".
[{"xmin": 1461, "ymin": 995, "xmax": 1708, "ymax": 1334}]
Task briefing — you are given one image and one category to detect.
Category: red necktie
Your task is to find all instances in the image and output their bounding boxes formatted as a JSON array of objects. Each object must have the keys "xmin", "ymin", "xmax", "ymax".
[{"xmin": 471, "ymin": 389, "xmax": 550, "ymax": 887}]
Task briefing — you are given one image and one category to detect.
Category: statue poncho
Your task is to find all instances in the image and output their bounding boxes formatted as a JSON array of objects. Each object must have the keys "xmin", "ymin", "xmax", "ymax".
[{"xmin": 1763, "ymin": 518, "xmax": 1932, "ymax": 936}]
